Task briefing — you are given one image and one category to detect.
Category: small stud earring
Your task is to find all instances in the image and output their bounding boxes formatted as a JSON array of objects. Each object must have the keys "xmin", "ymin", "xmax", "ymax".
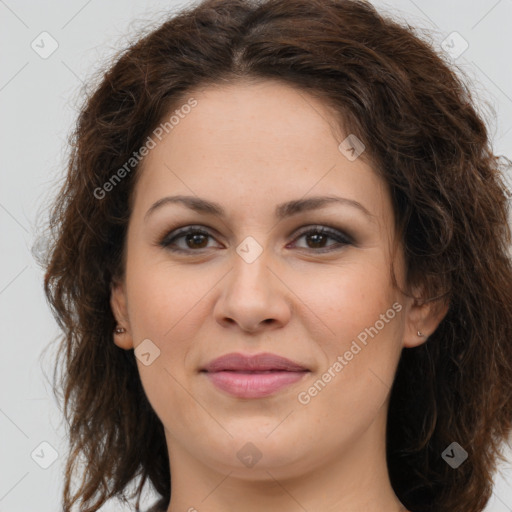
[
  {"xmin": 115, "ymin": 326, "xmax": 126, "ymax": 334},
  {"xmin": 417, "ymin": 330, "xmax": 424, "ymax": 337}
]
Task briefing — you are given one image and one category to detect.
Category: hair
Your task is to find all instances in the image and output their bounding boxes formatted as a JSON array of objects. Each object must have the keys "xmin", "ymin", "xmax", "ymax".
[{"xmin": 43, "ymin": 0, "xmax": 512, "ymax": 511}]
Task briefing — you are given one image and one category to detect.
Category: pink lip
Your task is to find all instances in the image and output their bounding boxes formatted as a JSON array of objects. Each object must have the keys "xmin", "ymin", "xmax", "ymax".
[{"xmin": 201, "ymin": 352, "xmax": 310, "ymax": 398}]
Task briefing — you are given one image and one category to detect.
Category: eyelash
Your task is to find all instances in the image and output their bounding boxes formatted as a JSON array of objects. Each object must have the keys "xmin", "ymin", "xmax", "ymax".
[{"xmin": 158, "ymin": 224, "xmax": 353, "ymax": 254}]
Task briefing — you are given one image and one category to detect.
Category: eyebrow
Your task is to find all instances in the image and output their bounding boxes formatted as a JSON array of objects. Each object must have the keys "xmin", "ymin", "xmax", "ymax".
[{"xmin": 144, "ymin": 194, "xmax": 375, "ymax": 222}]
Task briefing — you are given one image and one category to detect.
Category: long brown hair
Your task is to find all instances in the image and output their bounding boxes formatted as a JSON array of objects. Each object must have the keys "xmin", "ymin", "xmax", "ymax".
[{"xmin": 44, "ymin": 1, "xmax": 512, "ymax": 511}]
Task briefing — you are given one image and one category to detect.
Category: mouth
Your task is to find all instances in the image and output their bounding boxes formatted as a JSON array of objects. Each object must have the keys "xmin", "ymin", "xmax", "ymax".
[{"xmin": 200, "ymin": 352, "xmax": 310, "ymax": 398}]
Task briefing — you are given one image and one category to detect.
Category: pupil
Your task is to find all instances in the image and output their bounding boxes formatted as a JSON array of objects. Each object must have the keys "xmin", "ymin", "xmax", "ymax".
[
  {"xmin": 187, "ymin": 233, "xmax": 207, "ymax": 248},
  {"xmin": 308, "ymin": 233, "xmax": 325, "ymax": 248}
]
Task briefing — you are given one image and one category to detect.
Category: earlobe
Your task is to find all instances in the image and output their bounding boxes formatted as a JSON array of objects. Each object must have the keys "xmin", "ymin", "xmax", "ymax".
[
  {"xmin": 110, "ymin": 280, "xmax": 134, "ymax": 350},
  {"xmin": 403, "ymin": 292, "xmax": 450, "ymax": 348}
]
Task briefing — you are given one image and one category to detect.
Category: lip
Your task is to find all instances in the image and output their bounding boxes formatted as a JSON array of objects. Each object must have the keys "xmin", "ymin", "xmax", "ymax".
[
  {"xmin": 202, "ymin": 352, "xmax": 309, "ymax": 372},
  {"xmin": 201, "ymin": 352, "xmax": 310, "ymax": 398}
]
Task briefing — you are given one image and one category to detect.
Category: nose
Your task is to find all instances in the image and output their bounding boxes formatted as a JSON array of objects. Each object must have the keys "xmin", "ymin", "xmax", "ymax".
[{"xmin": 213, "ymin": 246, "xmax": 292, "ymax": 334}]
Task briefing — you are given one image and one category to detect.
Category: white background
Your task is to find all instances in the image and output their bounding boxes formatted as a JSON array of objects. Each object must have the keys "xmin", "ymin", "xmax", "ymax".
[{"xmin": 0, "ymin": 0, "xmax": 511, "ymax": 511}]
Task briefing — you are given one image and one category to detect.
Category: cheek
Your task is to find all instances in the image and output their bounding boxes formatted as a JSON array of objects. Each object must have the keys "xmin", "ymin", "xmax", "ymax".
[
  {"xmin": 125, "ymin": 250, "xmax": 201, "ymax": 339},
  {"xmin": 303, "ymin": 255, "xmax": 400, "ymax": 344},
  {"xmin": 297, "ymin": 258, "xmax": 403, "ymax": 410},
  {"xmin": 123, "ymin": 259, "xmax": 206, "ymax": 423}
]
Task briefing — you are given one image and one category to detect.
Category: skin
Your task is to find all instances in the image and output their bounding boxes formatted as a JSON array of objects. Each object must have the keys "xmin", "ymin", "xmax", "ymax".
[{"xmin": 111, "ymin": 79, "xmax": 448, "ymax": 512}]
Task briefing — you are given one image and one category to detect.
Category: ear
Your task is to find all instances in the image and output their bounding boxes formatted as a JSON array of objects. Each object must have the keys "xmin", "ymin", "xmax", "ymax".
[
  {"xmin": 110, "ymin": 279, "xmax": 134, "ymax": 350},
  {"xmin": 403, "ymin": 286, "xmax": 450, "ymax": 348}
]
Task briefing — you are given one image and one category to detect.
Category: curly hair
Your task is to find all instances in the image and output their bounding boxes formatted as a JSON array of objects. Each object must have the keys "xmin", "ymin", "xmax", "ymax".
[{"xmin": 43, "ymin": 0, "xmax": 512, "ymax": 511}]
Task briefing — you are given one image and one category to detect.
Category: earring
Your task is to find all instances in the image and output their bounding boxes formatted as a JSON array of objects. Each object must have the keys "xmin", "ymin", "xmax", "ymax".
[
  {"xmin": 115, "ymin": 325, "xmax": 126, "ymax": 334},
  {"xmin": 417, "ymin": 330, "xmax": 424, "ymax": 337}
]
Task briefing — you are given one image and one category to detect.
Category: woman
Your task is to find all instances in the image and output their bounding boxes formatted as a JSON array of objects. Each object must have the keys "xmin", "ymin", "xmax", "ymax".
[{"xmin": 43, "ymin": 0, "xmax": 512, "ymax": 511}]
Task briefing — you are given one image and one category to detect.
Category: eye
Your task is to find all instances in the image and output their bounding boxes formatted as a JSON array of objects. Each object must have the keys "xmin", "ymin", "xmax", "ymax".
[
  {"xmin": 288, "ymin": 225, "xmax": 352, "ymax": 252},
  {"xmin": 158, "ymin": 224, "xmax": 353, "ymax": 254},
  {"xmin": 159, "ymin": 225, "xmax": 220, "ymax": 252}
]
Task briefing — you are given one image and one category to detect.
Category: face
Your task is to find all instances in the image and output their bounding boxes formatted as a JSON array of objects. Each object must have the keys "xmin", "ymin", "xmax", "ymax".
[{"xmin": 111, "ymin": 79, "xmax": 438, "ymax": 483}]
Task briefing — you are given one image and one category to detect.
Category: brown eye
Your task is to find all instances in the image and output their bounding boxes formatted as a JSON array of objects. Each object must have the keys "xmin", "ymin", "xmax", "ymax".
[
  {"xmin": 290, "ymin": 226, "xmax": 352, "ymax": 252},
  {"xmin": 160, "ymin": 226, "xmax": 218, "ymax": 252},
  {"xmin": 183, "ymin": 232, "xmax": 209, "ymax": 249}
]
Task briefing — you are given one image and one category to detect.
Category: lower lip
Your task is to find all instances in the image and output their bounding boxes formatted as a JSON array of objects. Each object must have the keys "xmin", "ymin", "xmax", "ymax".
[{"xmin": 204, "ymin": 370, "xmax": 309, "ymax": 398}]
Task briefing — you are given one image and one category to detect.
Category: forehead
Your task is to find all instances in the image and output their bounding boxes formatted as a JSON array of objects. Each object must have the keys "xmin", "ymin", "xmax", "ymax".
[
  {"xmin": 132, "ymin": 80, "xmax": 392, "ymax": 228},
  {"xmin": 159, "ymin": 79, "xmax": 347, "ymax": 160}
]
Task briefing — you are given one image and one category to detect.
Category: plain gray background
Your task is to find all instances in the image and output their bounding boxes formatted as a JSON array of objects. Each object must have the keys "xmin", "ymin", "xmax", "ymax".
[{"xmin": 1, "ymin": 0, "xmax": 511, "ymax": 511}]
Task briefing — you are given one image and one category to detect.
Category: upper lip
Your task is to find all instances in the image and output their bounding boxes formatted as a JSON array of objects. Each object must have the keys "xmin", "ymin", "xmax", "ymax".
[{"xmin": 201, "ymin": 352, "xmax": 309, "ymax": 372}]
